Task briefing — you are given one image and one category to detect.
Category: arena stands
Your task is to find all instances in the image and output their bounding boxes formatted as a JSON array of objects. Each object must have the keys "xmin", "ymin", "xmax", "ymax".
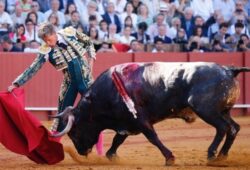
[{"xmin": 0, "ymin": 0, "xmax": 250, "ymax": 52}]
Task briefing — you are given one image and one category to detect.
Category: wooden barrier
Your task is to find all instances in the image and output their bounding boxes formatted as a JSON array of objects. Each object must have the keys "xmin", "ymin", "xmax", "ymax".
[
  {"xmin": 0, "ymin": 53, "xmax": 62, "ymax": 108},
  {"xmin": 244, "ymin": 52, "xmax": 250, "ymax": 114},
  {"xmin": 1, "ymin": 52, "xmax": 249, "ymax": 119},
  {"xmin": 93, "ymin": 52, "xmax": 133, "ymax": 78},
  {"xmin": 134, "ymin": 52, "xmax": 188, "ymax": 62}
]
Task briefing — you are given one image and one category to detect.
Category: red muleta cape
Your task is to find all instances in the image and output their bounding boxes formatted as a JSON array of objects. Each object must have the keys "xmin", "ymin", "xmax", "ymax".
[{"xmin": 0, "ymin": 88, "xmax": 64, "ymax": 164}]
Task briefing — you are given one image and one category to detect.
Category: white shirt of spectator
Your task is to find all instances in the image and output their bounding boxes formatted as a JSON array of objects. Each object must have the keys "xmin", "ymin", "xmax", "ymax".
[
  {"xmin": 119, "ymin": 35, "xmax": 135, "ymax": 45},
  {"xmin": 213, "ymin": 0, "xmax": 235, "ymax": 22},
  {"xmin": 191, "ymin": 0, "xmax": 214, "ymax": 21},
  {"xmin": 74, "ymin": 0, "xmax": 89, "ymax": 25},
  {"xmin": 141, "ymin": 0, "xmax": 160, "ymax": 18},
  {"xmin": 0, "ymin": 11, "xmax": 14, "ymax": 31},
  {"xmin": 24, "ymin": 26, "xmax": 41, "ymax": 43},
  {"xmin": 112, "ymin": 0, "xmax": 127, "ymax": 14}
]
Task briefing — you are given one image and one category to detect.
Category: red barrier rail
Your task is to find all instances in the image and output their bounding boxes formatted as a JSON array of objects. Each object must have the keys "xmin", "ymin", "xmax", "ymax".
[{"xmin": 1, "ymin": 52, "xmax": 250, "ymax": 118}]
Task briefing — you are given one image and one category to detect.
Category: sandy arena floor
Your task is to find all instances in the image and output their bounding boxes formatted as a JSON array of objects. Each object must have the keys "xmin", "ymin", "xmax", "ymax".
[{"xmin": 0, "ymin": 116, "xmax": 250, "ymax": 170}]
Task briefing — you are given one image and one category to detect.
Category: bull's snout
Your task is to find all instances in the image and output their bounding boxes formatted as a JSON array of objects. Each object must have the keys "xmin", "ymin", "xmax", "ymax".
[{"xmin": 78, "ymin": 148, "xmax": 92, "ymax": 156}]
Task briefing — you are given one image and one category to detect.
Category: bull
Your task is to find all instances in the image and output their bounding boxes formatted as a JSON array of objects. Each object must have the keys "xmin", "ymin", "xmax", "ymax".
[{"xmin": 51, "ymin": 62, "xmax": 250, "ymax": 165}]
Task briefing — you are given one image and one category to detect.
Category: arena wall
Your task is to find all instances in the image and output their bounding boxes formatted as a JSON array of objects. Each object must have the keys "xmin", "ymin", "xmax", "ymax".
[{"xmin": 0, "ymin": 52, "xmax": 249, "ymax": 120}]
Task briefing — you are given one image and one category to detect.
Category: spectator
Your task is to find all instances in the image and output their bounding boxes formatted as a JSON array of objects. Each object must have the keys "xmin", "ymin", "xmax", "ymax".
[
  {"xmin": 240, "ymin": 34, "xmax": 250, "ymax": 48},
  {"xmin": 0, "ymin": 0, "xmax": 13, "ymax": 37},
  {"xmin": 152, "ymin": 38, "xmax": 165, "ymax": 53},
  {"xmin": 193, "ymin": 15, "xmax": 216, "ymax": 37},
  {"xmin": 173, "ymin": 28, "xmax": 188, "ymax": 51},
  {"xmin": 188, "ymin": 40, "xmax": 204, "ymax": 52},
  {"xmin": 158, "ymin": 1, "xmax": 176, "ymax": 25},
  {"xmin": 73, "ymin": 0, "xmax": 89, "ymax": 26},
  {"xmin": 88, "ymin": 26, "xmax": 101, "ymax": 50},
  {"xmin": 37, "ymin": 0, "xmax": 50, "ymax": 12},
  {"xmin": 9, "ymin": 24, "xmax": 27, "ymax": 50},
  {"xmin": 210, "ymin": 22, "xmax": 232, "ymax": 51},
  {"xmin": 191, "ymin": 0, "xmax": 214, "ymax": 22},
  {"xmin": 147, "ymin": 13, "xmax": 169, "ymax": 40},
  {"xmin": 119, "ymin": 2, "xmax": 138, "ymax": 32},
  {"xmin": 102, "ymin": 1, "xmax": 122, "ymax": 33},
  {"xmin": 97, "ymin": 41, "xmax": 115, "ymax": 52},
  {"xmin": 142, "ymin": 0, "xmax": 160, "ymax": 18},
  {"xmin": 242, "ymin": 0, "xmax": 250, "ymax": 17},
  {"xmin": 153, "ymin": 25, "xmax": 172, "ymax": 44},
  {"xmin": 11, "ymin": 6, "xmax": 26, "ymax": 26},
  {"xmin": 24, "ymin": 40, "xmax": 40, "ymax": 53},
  {"xmin": 231, "ymin": 22, "xmax": 245, "ymax": 49},
  {"xmin": 64, "ymin": 3, "xmax": 77, "ymax": 23},
  {"xmin": 30, "ymin": 0, "xmax": 45, "ymax": 24},
  {"xmin": 15, "ymin": 0, "xmax": 32, "ymax": 14},
  {"xmin": 228, "ymin": 15, "xmax": 249, "ymax": 36},
  {"xmin": 107, "ymin": 23, "xmax": 120, "ymax": 43},
  {"xmin": 44, "ymin": 0, "xmax": 66, "ymax": 28},
  {"xmin": 231, "ymin": 0, "xmax": 248, "ymax": 25},
  {"xmin": 85, "ymin": 1, "xmax": 102, "ymax": 24},
  {"xmin": 119, "ymin": 26, "xmax": 135, "ymax": 45},
  {"xmin": 180, "ymin": 7, "xmax": 195, "ymax": 39},
  {"xmin": 24, "ymin": 18, "xmax": 40, "ymax": 43},
  {"xmin": 131, "ymin": 22, "xmax": 150, "ymax": 44},
  {"xmin": 85, "ymin": 15, "xmax": 99, "ymax": 33},
  {"xmin": 95, "ymin": 0, "xmax": 107, "ymax": 15},
  {"xmin": 237, "ymin": 34, "xmax": 250, "ymax": 51},
  {"xmin": 123, "ymin": 15, "xmax": 136, "ymax": 33},
  {"xmin": 128, "ymin": 0, "xmax": 143, "ymax": 14},
  {"xmin": 98, "ymin": 20, "xmax": 109, "ymax": 41},
  {"xmin": 137, "ymin": 4, "xmax": 153, "ymax": 27},
  {"xmin": 5, "ymin": 0, "xmax": 16, "ymax": 14},
  {"xmin": 190, "ymin": 26, "xmax": 209, "ymax": 48},
  {"xmin": 174, "ymin": 0, "xmax": 192, "ymax": 16},
  {"xmin": 213, "ymin": 0, "xmax": 235, "ymax": 22},
  {"xmin": 208, "ymin": 14, "xmax": 225, "ymax": 39},
  {"xmin": 113, "ymin": 0, "xmax": 127, "ymax": 14},
  {"xmin": 167, "ymin": 17, "xmax": 181, "ymax": 39},
  {"xmin": 211, "ymin": 39, "xmax": 225, "ymax": 52},
  {"xmin": 48, "ymin": 12, "xmax": 61, "ymax": 31},
  {"xmin": 26, "ymin": 11, "xmax": 38, "ymax": 26},
  {"xmin": 63, "ymin": 10, "xmax": 83, "ymax": 29},
  {"xmin": 127, "ymin": 39, "xmax": 142, "ymax": 52},
  {"xmin": 0, "ymin": 34, "xmax": 22, "ymax": 52}
]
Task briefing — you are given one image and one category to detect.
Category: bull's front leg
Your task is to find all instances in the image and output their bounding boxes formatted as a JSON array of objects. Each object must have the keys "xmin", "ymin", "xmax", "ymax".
[
  {"xmin": 140, "ymin": 121, "xmax": 175, "ymax": 165},
  {"xmin": 106, "ymin": 133, "xmax": 128, "ymax": 161}
]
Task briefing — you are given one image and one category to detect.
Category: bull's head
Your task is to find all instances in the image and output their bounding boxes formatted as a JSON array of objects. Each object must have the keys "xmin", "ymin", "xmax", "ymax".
[{"xmin": 50, "ymin": 98, "xmax": 101, "ymax": 156}]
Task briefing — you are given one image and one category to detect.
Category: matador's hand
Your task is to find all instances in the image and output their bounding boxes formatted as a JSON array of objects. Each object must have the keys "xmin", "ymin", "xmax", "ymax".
[{"xmin": 8, "ymin": 84, "xmax": 18, "ymax": 92}]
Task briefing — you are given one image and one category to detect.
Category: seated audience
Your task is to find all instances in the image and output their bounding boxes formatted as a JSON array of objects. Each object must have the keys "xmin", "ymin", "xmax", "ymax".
[
  {"xmin": 1, "ymin": 34, "xmax": 22, "ymax": 52},
  {"xmin": 131, "ymin": 22, "xmax": 151, "ymax": 44}
]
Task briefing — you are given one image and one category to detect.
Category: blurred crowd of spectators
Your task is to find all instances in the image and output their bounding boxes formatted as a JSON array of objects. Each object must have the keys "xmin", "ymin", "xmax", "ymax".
[{"xmin": 0, "ymin": 0, "xmax": 250, "ymax": 53}]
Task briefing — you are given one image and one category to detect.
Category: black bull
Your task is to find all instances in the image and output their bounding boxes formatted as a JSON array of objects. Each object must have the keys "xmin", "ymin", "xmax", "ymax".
[{"xmin": 51, "ymin": 62, "xmax": 250, "ymax": 165}]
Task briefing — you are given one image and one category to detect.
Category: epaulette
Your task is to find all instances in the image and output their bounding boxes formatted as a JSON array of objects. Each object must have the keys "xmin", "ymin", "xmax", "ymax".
[
  {"xmin": 38, "ymin": 44, "xmax": 51, "ymax": 54},
  {"xmin": 59, "ymin": 26, "xmax": 76, "ymax": 37}
]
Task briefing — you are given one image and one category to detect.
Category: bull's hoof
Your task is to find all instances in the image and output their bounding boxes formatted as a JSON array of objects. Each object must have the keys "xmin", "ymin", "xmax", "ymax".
[
  {"xmin": 207, "ymin": 155, "xmax": 217, "ymax": 162},
  {"xmin": 165, "ymin": 156, "xmax": 175, "ymax": 166},
  {"xmin": 216, "ymin": 153, "xmax": 228, "ymax": 161},
  {"xmin": 106, "ymin": 153, "xmax": 119, "ymax": 161}
]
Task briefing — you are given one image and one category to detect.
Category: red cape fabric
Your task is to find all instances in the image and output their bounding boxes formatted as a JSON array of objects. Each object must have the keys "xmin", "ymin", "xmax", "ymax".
[{"xmin": 0, "ymin": 88, "xmax": 64, "ymax": 164}]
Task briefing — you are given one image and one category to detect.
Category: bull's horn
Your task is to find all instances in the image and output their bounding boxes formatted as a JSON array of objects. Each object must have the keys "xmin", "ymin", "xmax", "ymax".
[
  {"xmin": 50, "ymin": 115, "xmax": 75, "ymax": 137},
  {"xmin": 49, "ymin": 106, "xmax": 74, "ymax": 118}
]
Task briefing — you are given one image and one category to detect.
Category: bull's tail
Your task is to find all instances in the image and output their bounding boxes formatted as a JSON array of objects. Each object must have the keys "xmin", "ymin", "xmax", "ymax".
[{"xmin": 226, "ymin": 66, "xmax": 250, "ymax": 77}]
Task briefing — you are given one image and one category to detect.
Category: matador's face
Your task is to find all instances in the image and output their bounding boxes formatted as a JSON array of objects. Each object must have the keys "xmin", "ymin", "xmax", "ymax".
[{"xmin": 43, "ymin": 33, "xmax": 58, "ymax": 48}]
